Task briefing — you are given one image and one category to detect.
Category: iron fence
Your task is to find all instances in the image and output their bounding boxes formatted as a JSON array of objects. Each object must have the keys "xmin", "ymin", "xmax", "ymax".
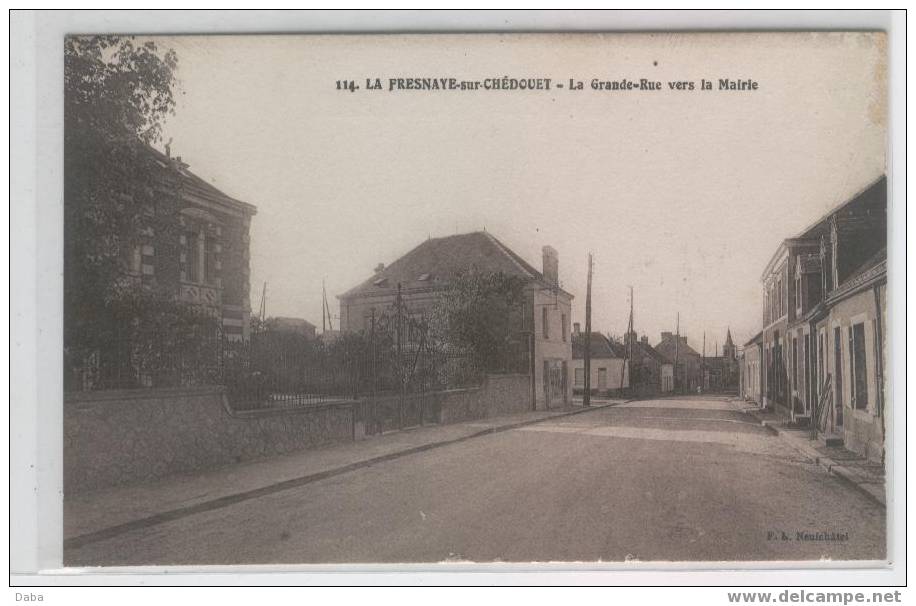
[{"xmin": 65, "ymin": 292, "xmax": 532, "ymax": 420}]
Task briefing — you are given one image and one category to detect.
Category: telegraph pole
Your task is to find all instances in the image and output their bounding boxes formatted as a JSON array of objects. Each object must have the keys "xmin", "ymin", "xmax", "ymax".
[
  {"xmin": 396, "ymin": 282, "xmax": 404, "ymax": 429},
  {"xmin": 620, "ymin": 286, "xmax": 633, "ymax": 392},
  {"xmin": 674, "ymin": 312, "xmax": 680, "ymax": 393},
  {"xmin": 583, "ymin": 253, "xmax": 593, "ymax": 407},
  {"xmin": 703, "ymin": 331, "xmax": 706, "ymax": 392},
  {"xmin": 322, "ymin": 279, "xmax": 334, "ymax": 332},
  {"xmin": 258, "ymin": 281, "xmax": 267, "ymax": 327}
]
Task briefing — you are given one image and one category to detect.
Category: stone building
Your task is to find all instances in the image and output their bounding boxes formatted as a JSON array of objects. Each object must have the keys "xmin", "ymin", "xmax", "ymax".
[
  {"xmin": 740, "ymin": 331, "xmax": 763, "ymax": 404},
  {"xmin": 571, "ymin": 326, "xmax": 628, "ymax": 395},
  {"xmin": 264, "ymin": 316, "xmax": 317, "ymax": 339},
  {"xmin": 624, "ymin": 331, "xmax": 674, "ymax": 395},
  {"xmin": 127, "ymin": 146, "xmax": 258, "ymax": 341},
  {"xmin": 338, "ymin": 231, "xmax": 573, "ymax": 409},
  {"xmin": 701, "ymin": 330, "xmax": 740, "ymax": 393},
  {"xmin": 756, "ymin": 175, "xmax": 886, "ymax": 462},
  {"xmin": 654, "ymin": 332, "xmax": 703, "ymax": 392},
  {"xmin": 66, "ymin": 143, "xmax": 257, "ymax": 391}
]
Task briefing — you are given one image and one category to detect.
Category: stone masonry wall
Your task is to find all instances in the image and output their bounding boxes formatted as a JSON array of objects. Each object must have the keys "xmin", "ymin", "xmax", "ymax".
[
  {"xmin": 438, "ymin": 374, "xmax": 531, "ymax": 424},
  {"xmin": 64, "ymin": 387, "xmax": 354, "ymax": 494},
  {"xmin": 66, "ymin": 374, "xmax": 532, "ymax": 494}
]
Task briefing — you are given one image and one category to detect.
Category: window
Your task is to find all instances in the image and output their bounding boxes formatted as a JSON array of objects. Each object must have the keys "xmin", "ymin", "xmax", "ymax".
[
  {"xmin": 186, "ymin": 231, "xmax": 200, "ymax": 283},
  {"xmin": 795, "ymin": 273, "xmax": 802, "ymax": 311},
  {"xmin": 561, "ymin": 314, "xmax": 567, "ymax": 342},
  {"xmin": 574, "ymin": 368, "xmax": 584, "ymax": 387},
  {"xmin": 833, "ymin": 326, "xmax": 843, "ymax": 412},
  {"xmin": 804, "ymin": 334, "xmax": 810, "ymax": 408},
  {"xmin": 204, "ymin": 233, "xmax": 215, "ymax": 284},
  {"xmin": 542, "ymin": 307, "xmax": 550, "ymax": 339},
  {"xmin": 778, "ymin": 278, "xmax": 784, "ymax": 316},
  {"xmin": 849, "ymin": 323, "xmax": 868, "ymax": 410},
  {"xmin": 817, "ymin": 333, "xmax": 824, "ymax": 389}
]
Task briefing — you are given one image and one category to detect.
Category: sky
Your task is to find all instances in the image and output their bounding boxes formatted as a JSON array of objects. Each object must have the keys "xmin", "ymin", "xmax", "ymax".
[{"xmin": 153, "ymin": 33, "xmax": 886, "ymax": 352}]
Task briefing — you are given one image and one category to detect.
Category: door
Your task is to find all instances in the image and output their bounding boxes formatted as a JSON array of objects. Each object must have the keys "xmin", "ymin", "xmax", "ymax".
[
  {"xmin": 833, "ymin": 326, "xmax": 844, "ymax": 431},
  {"xmin": 543, "ymin": 359, "xmax": 565, "ymax": 409},
  {"xmin": 597, "ymin": 367, "xmax": 607, "ymax": 391}
]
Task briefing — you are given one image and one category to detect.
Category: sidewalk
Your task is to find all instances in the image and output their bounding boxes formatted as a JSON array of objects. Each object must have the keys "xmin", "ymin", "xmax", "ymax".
[
  {"xmin": 737, "ymin": 403, "xmax": 885, "ymax": 507},
  {"xmin": 65, "ymin": 401, "xmax": 621, "ymax": 549}
]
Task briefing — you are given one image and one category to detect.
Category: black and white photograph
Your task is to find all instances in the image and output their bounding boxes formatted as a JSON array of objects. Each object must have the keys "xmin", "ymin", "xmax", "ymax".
[{"xmin": 9, "ymin": 12, "xmax": 907, "ymax": 590}]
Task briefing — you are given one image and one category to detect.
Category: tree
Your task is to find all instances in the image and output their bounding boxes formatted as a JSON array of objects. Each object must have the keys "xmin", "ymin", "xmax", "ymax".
[
  {"xmin": 65, "ymin": 36, "xmax": 180, "ymax": 349},
  {"xmin": 63, "ymin": 37, "xmax": 226, "ymax": 390},
  {"xmin": 430, "ymin": 270, "xmax": 528, "ymax": 373}
]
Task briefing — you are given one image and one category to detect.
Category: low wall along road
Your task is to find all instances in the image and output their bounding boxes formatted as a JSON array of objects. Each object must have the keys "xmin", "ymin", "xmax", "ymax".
[{"xmin": 65, "ymin": 373, "xmax": 532, "ymax": 493}]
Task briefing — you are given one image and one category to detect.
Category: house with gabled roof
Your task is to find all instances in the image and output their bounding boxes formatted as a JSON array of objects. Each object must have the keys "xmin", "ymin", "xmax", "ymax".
[
  {"xmin": 625, "ymin": 331, "xmax": 676, "ymax": 395},
  {"xmin": 654, "ymin": 331, "xmax": 704, "ymax": 392},
  {"xmin": 570, "ymin": 327, "xmax": 628, "ymax": 395},
  {"xmin": 338, "ymin": 231, "xmax": 574, "ymax": 409}
]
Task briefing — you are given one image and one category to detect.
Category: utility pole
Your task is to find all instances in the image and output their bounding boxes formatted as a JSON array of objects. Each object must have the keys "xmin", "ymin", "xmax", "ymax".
[
  {"xmin": 258, "ymin": 281, "xmax": 267, "ymax": 324},
  {"xmin": 620, "ymin": 286, "xmax": 633, "ymax": 393},
  {"xmin": 583, "ymin": 253, "xmax": 593, "ymax": 407},
  {"xmin": 396, "ymin": 282, "xmax": 404, "ymax": 428},
  {"xmin": 674, "ymin": 312, "xmax": 680, "ymax": 393},
  {"xmin": 627, "ymin": 286, "xmax": 634, "ymax": 359},
  {"xmin": 703, "ymin": 331, "xmax": 706, "ymax": 392},
  {"xmin": 322, "ymin": 279, "xmax": 334, "ymax": 332}
]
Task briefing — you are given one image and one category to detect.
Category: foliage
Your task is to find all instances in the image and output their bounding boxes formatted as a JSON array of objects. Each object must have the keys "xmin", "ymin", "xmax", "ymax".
[
  {"xmin": 64, "ymin": 290, "xmax": 223, "ymax": 390},
  {"xmin": 430, "ymin": 270, "xmax": 528, "ymax": 372},
  {"xmin": 64, "ymin": 36, "xmax": 184, "ymax": 356}
]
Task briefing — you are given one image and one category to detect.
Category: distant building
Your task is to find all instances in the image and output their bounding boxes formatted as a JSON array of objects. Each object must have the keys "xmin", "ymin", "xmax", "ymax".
[
  {"xmin": 264, "ymin": 317, "xmax": 317, "ymax": 339},
  {"xmin": 571, "ymin": 325, "xmax": 628, "ymax": 395},
  {"xmin": 338, "ymin": 231, "xmax": 574, "ymax": 409},
  {"xmin": 624, "ymin": 331, "xmax": 674, "ymax": 395},
  {"xmin": 319, "ymin": 329, "xmax": 342, "ymax": 345},
  {"xmin": 701, "ymin": 329, "xmax": 740, "ymax": 393},
  {"xmin": 654, "ymin": 332, "xmax": 703, "ymax": 392},
  {"xmin": 740, "ymin": 331, "xmax": 763, "ymax": 404}
]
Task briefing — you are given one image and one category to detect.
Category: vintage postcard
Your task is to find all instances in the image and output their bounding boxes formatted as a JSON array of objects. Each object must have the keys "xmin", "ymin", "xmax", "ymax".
[{"xmin": 60, "ymin": 32, "xmax": 889, "ymax": 567}]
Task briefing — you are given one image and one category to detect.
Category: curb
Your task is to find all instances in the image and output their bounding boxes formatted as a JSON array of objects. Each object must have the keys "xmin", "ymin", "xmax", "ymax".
[
  {"xmin": 742, "ymin": 409, "xmax": 885, "ymax": 508},
  {"xmin": 65, "ymin": 402, "xmax": 615, "ymax": 551}
]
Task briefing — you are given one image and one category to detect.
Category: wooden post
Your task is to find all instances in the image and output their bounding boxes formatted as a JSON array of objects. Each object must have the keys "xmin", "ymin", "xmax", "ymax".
[
  {"xmin": 584, "ymin": 253, "xmax": 593, "ymax": 407},
  {"xmin": 396, "ymin": 282, "xmax": 404, "ymax": 429},
  {"xmin": 674, "ymin": 312, "xmax": 680, "ymax": 393}
]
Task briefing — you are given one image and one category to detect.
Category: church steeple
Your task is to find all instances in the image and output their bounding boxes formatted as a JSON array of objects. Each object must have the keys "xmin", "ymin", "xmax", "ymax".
[{"xmin": 723, "ymin": 328, "xmax": 736, "ymax": 360}]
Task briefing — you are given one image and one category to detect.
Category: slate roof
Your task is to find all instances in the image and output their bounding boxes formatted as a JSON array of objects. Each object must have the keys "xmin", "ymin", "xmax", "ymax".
[
  {"xmin": 572, "ymin": 332, "xmax": 627, "ymax": 360},
  {"xmin": 145, "ymin": 144, "xmax": 257, "ymax": 216},
  {"xmin": 630, "ymin": 340, "xmax": 671, "ymax": 365},
  {"xmin": 654, "ymin": 335, "xmax": 702, "ymax": 363},
  {"xmin": 744, "ymin": 331, "xmax": 764, "ymax": 347},
  {"xmin": 839, "ymin": 246, "xmax": 887, "ymax": 289},
  {"xmin": 340, "ymin": 231, "xmax": 571, "ymax": 299}
]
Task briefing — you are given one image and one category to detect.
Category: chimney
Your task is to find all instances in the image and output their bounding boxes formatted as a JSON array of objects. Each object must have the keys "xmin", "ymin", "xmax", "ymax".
[
  {"xmin": 374, "ymin": 263, "xmax": 385, "ymax": 274},
  {"xmin": 542, "ymin": 245, "xmax": 559, "ymax": 286},
  {"xmin": 661, "ymin": 331, "xmax": 673, "ymax": 342},
  {"xmin": 641, "ymin": 335, "xmax": 649, "ymax": 345},
  {"xmin": 573, "ymin": 322, "xmax": 581, "ymax": 335}
]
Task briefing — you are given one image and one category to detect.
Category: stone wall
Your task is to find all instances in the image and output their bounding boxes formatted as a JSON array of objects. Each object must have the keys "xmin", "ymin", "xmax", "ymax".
[
  {"xmin": 438, "ymin": 374, "xmax": 532, "ymax": 424},
  {"xmin": 64, "ymin": 387, "xmax": 354, "ymax": 494},
  {"xmin": 66, "ymin": 374, "xmax": 533, "ymax": 494}
]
